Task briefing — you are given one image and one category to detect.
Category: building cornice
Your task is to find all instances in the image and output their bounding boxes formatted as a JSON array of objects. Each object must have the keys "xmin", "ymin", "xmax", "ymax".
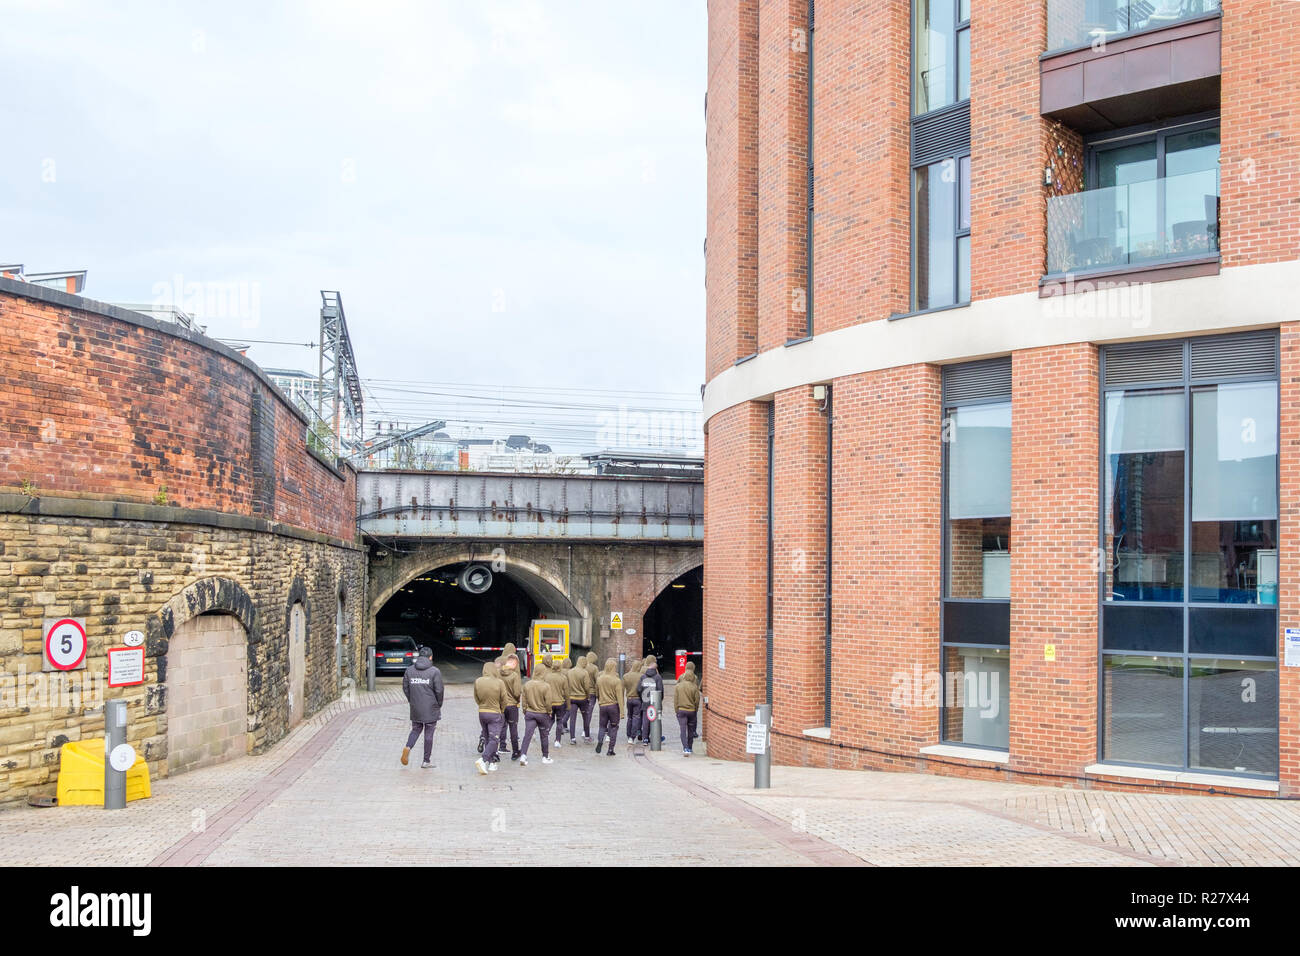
[{"xmin": 703, "ymin": 259, "xmax": 1299, "ymax": 423}]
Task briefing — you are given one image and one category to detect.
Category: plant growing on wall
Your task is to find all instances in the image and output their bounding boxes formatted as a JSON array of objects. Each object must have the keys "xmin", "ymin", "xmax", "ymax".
[{"xmin": 153, "ymin": 485, "xmax": 168, "ymax": 506}]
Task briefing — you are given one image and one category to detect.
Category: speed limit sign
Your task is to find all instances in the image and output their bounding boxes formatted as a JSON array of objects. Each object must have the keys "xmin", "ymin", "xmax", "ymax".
[
  {"xmin": 44, "ymin": 618, "xmax": 87, "ymax": 672},
  {"xmin": 645, "ymin": 704, "xmax": 658, "ymax": 723}
]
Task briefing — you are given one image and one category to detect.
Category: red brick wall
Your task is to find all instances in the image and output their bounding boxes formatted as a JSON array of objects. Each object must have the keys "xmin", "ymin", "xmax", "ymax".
[
  {"xmin": 702, "ymin": 401, "xmax": 769, "ymax": 734},
  {"xmin": 771, "ymin": 384, "xmax": 827, "ymax": 732},
  {"xmin": 812, "ymin": 2, "xmax": 910, "ymax": 333},
  {"xmin": 0, "ymin": 288, "xmax": 356, "ymax": 542},
  {"xmin": 1219, "ymin": 0, "xmax": 1300, "ymax": 269},
  {"xmin": 1009, "ymin": 344, "xmax": 1099, "ymax": 776},
  {"xmin": 757, "ymin": 0, "xmax": 810, "ymax": 350},
  {"xmin": 1279, "ymin": 321, "xmax": 1300, "ymax": 796},
  {"xmin": 706, "ymin": 0, "xmax": 760, "ymax": 380},
  {"xmin": 970, "ymin": 0, "xmax": 1052, "ymax": 299}
]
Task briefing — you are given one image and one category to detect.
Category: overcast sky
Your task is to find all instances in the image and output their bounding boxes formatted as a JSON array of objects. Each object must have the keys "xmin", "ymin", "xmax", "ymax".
[{"xmin": 0, "ymin": 0, "xmax": 706, "ymax": 451}]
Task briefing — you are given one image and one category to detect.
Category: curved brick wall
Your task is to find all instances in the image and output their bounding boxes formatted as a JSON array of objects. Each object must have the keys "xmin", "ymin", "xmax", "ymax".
[{"xmin": 0, "ymin": 278, "xmax": 355, "ymax": 542}]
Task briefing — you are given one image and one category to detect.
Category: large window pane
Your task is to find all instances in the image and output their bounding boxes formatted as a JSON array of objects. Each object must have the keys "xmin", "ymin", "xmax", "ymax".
[
  {"xmin": 942, "ymin": 646, "xmax": 1010, "ymax": 749},
  {"xmin": 956, "ymin": 26, "xmax": 970, "ymax": 103},
  {"xmin": 1102, "ymin": 655, "xmax": 1184, "ymax": 768},
  {"xmin": 1190, "ymin": 382, "xmax": 1277, "ymax": 603},
  {"xmin": 949, "ymin": 403, "xmax": 1011, "ymax": 518},
  {"xmin": 914, "ymin": 0, "xmax": 957, "ymax": 115},
  {"xmin": 914, "ymin": 162, "xmax": 957, "ymax": 310},
  {"xmin": 1105, "ymin": 390, "xmax": 1185, "ymax": 602},
  {"xmin": 1188, "ymin": 660, "xmax": 1277, "ymax": 776}
]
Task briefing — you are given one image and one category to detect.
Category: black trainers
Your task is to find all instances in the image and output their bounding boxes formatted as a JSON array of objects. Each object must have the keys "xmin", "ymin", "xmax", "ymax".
[
  {"xmin": 595, "ymin": 740, "xmax": 603, "ymax": 754},
  {"xmin": 476, "ymin": 737, "xmax": 484, "ymax": 754},
  {"xmin": 510, "ymin": 751, "xmax": 521, "ymax": 761},
  {"xmin": 607, "ymin": 749, "xmax": 616, "ymax": 756}
]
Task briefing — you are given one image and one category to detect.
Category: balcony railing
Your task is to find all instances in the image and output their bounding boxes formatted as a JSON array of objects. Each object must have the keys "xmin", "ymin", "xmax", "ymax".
[
  {"xmin": 1046, "ymin": 169, "xmax": 1219, "ymax": 275},
  {"xmin": 1046, "ymin": 0, "xmax": 1219, "ymax": 54}
]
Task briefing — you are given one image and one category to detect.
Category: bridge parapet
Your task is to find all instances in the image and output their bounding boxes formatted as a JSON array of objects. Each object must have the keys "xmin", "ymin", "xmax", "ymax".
[{"xmin": 357, "ymin": 470, "xmax": 702, "ymax": 542}]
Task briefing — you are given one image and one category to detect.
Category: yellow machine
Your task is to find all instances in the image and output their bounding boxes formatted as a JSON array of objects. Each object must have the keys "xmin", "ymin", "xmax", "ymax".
[{"xmin": 529, "ymin": 619, "xmax": 569, "ymax": 674}]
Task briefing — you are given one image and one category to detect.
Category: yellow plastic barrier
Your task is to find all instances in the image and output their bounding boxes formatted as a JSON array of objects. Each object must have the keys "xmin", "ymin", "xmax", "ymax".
[{"xmin": 56, "ymin": 740, "xmax": 151, "ymax": 806}]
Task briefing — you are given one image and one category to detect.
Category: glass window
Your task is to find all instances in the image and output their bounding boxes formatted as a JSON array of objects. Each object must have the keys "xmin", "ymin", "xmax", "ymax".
[
  {"xmin": 914, "ymin": 0, "xmax": 970, "ymax": 116},
  {"xmin": 1190, "ymin": 382, "xmax": 1278, "ymax": 603},
  {"xmin": 1188, "ymin": 660, "xmax": 1278, "ymax": 776},
  {"xmin": 1104, "ymin": 389, "xmax": 1185, "ymax": 602},
  {"xmin": 914, "ymin": 157, "xmax": 970, "ymax": 311},
  {"xmin": 942, "ymin": 382, "xmax": 1010, "ymax": 750},
  {"xmin": 1103, "ymin": 655, "xmax": 1185, "ymax": 768},
  {"xmin": 1100, "ymin": 334, "xmax": 1278, "ymax": 779},
  {"xmin": 941, "ymin": 646, "xmax": 1009, "ymax": 747}
]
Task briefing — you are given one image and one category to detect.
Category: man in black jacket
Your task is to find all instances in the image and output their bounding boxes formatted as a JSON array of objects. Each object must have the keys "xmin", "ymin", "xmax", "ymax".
[
  {"xmin": 401, "ymin": 647, "xmax": 445, "ymax": 768},
  {"xmin": 638, "ymin": 657, "xmax": 665, "ymax": 746}
]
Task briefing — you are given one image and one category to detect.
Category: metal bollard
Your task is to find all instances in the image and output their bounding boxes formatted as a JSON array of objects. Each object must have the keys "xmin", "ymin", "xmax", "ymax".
[
  {"xmin": 753, "ymin": 703, "xmax": 772, "ymax": 789},
  {"xmin": 617, "ymin": 652, "xmax": 626, "ymax": 678},
  {"xmin": 649, "ymin": 689, "xmax": 662, "ymax": 751},
  {"xmin": 104, "ymin": 699, "xmax": 128, "ymax": 810},
  {"xmin": 366, "ymin": 645, "xmax": 376, "ymax": 692}
]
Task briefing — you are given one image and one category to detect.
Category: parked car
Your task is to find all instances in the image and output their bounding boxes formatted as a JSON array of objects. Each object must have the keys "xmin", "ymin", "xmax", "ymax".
[{"xmin": 375, "ymin": 636, "xmax": 419, "ymax": 675}]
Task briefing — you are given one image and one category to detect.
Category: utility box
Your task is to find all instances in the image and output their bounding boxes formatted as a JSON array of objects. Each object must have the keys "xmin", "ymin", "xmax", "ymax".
[{"xmin": 56, "ymin": 740, "xmax": 151, "ymax": 807}]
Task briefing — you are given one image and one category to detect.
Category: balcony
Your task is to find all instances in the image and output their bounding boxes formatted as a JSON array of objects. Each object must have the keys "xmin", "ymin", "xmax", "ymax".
[
  {"xmin": 1046, "ymin": 168, "xmax": 1219, "ymax": 277},
  {"xmin": 1047, "ymin": 0, "xmax": 1220, "ymax": 54}
]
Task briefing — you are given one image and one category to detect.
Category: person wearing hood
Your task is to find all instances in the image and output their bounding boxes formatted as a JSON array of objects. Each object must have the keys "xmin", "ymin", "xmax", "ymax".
[
  {"xmin": 674, "ymin": 666, "xmax": 701, "ymax": 756},
  {"xmin": 541, "ymin": 654, "xmax": 569, "ymax": 748},
  {"xmin": 518, "ymin": 664, "xmax": 556, "ymax": 766},
  {"xmin": 594, "ymin": 658, "xmax": 625, "ymax": 755},
  {"xmin": 401, "ymin": 647, "xmax": 444, "ymax": 768},
  {"xmin": 473, "ymin": 660, "xmax": 507, "ymax": 775},
  {"xmin": 565, "ymin": 654, "xmax": 596, "ymax": 743},
  {"xmin": 584, "ymin": 651, "xmax": 599, "ymax": 721},
  {"xmin": 496, "ymin": 642, "xmax": 524, "ymax": 761},
  {"xmin": 622, "ymin": 660, "xmax": 643, "ymax": 743},
  {"xmin": 638, "ymin": 656, "xmax": 665, "ymax": 746}
]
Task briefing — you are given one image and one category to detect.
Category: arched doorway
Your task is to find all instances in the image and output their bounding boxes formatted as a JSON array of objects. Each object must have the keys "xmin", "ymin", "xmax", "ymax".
[
  {"xmin": 166, "ymin": 612, "xmax": 249, "ymax": 775},
  {"xmin": 373, "ymin": 556, "xmax": 589, "ymax": 683},
  {"xmin": 642, "ymin": 566, "xmax": 703, "ymax": 678},
  {"xmin": 288, "ymin": 602, "xmax": 306, "ymax": 726}
]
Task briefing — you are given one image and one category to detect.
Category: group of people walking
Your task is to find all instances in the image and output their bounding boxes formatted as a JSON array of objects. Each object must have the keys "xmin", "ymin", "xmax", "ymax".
[{"xmin": 398, "ymin": 643, "xmax": 701, "ymax": 775}]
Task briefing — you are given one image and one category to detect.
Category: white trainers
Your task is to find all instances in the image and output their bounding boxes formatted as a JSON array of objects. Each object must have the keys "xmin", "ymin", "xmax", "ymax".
[
  {"xmin": 542, "ymin": 757, "xmax": 554, "ymax": 764},
  {"xmin": 554, "ymin": 739, "xmax": 562, "ymax": 749},
  {"xmin": 519, "ymin": 755, "xmax": 528, "ymax": 766},
  {"xmin": 475, "ymin": 758, "xmax": 488, "ymax": 775},
  {"xmin": 421, "ymin": 760, "xmax": 433, "ymax": 768},
  {"xmin": 487, "ymin": 761, "xmax": 498, "ymax": 773}
]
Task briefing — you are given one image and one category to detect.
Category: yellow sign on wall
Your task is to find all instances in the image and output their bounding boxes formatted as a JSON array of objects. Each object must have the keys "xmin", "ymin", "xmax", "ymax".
[
  {"xmin": 610, "ymin": 612, "xmax": 623, "ymax": 630},
  {"xmin": 1044, "ymin": 644, "xmax": 1056, "ymax": 662}
]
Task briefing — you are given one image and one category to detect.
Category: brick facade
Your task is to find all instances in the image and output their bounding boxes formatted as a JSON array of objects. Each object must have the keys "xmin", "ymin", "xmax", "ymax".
[{"xmin": 705, "ymin": 2, "xmax": 1300, "ymax": 797}]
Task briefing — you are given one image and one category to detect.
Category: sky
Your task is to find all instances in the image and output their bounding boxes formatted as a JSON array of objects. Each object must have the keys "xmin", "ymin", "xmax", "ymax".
[{"xmin": 0, "ymin": 0, "xmax": 706, "ymax": 454}]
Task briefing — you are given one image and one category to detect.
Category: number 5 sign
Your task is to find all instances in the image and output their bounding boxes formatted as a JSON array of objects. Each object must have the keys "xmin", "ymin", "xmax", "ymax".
[{"xmin": 44, "ymin": 618, "xmax": 87, "ymax": 672}]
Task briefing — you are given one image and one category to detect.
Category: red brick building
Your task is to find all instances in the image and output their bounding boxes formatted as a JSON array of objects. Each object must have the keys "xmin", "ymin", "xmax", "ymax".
[{"xmin": 703, "ymin": 0, "xmax": 1300, "ymax": 796}]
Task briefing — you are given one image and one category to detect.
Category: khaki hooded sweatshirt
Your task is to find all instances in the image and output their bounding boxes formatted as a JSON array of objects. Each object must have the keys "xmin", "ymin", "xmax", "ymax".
[
  {"xmin": 597, "ymin": 658, "xmax": 625, "ymax": 717},
  {"xmin": 542, "ymin": 656, "xmax": 568, "ymax": 708},
  {"xmin": 473, "ymin": 661, "xmax": 506, "ymax": 714},
  {"xmin": 622, "ymin": 663, "xmax": 642, "ymax": 699},
  {"xmin": 674, "ymin": 671, "xmax": 701, "ymax": 713},
  {"xmin": 566, "ymin": 656, "xmax": 594, "ymax": 701},
  {"xmin": 584, "ymin": 652, "xmax": 599, "ymax": 690},
  {"xmin": 498, "ymin": 645, "xmax": 523, "ymax": 706},
  {"xmin": 522, "ymin": 673, "xmax": 552, "ymax": 713}
]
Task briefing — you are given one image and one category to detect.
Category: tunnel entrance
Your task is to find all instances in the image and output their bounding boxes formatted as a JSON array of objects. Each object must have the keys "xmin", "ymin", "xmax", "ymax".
[
  {"xmin": 375, "ymin": 562, "xmax": 541, "ymax": 684},
  {"xmin": 641, "ymin": 566, "xmax": 703, "ymax": 679}
]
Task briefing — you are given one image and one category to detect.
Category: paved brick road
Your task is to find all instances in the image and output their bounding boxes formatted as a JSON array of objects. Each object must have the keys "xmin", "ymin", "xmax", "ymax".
[{"xmin": 1, "ymin": 682, "xmax": 1297, "ymax": 866}]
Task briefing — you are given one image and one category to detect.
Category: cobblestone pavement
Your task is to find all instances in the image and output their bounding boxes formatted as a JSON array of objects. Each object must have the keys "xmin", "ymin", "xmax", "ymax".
[{"xmin": 1, "ymin": 682, "xmax": 1297, "ymax": 866}]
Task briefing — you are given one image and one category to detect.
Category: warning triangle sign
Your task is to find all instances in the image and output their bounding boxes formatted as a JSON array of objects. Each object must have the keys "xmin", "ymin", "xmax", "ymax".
[{"xmin": 610, "ymin": 612, "xmax": 623, "ymax": 630}]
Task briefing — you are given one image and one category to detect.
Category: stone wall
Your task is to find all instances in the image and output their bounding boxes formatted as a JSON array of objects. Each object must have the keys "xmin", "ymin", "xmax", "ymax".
[{"xmin": 0, "ymin": 497, "xmax": 366, "ymax": 808}]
